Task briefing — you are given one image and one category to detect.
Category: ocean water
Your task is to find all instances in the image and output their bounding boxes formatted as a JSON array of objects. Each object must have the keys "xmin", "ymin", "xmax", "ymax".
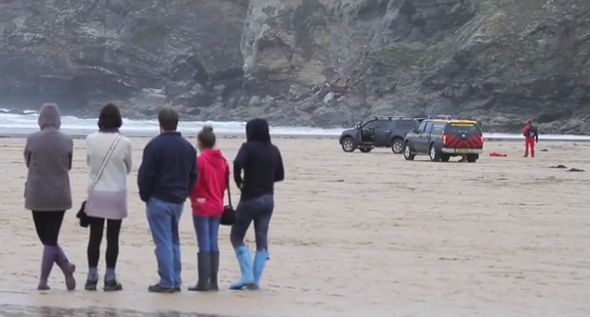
[{"xmin": 0, "ymin": 109, "xmax": 589, "ymax": 140}]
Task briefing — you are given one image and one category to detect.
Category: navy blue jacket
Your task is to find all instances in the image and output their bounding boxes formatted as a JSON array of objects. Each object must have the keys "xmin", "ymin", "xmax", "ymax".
[
  {"xmin": 137, "ymin": 132, "xmax": 197, "ymax": 204},
  {"xmin": 234, "ymin": 118, "xmax": 284, "ymax": 201}
]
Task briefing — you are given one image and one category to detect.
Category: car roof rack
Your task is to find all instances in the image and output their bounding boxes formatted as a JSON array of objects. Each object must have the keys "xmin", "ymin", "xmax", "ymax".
[
  {"xmin": 427, "ymin": 114, "xmax": 476, "ymax": 121},
  {"xmin": 373, "ymin": 116, "xmax": 419, "ymax": 121}
]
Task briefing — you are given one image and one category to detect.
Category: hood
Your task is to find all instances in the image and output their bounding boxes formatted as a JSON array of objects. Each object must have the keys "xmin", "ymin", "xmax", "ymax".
[
  {"xmin": 38, "ymin": 103, "xmax": 61, "ymax": 129},
  {"xmin": 246, "ymin": 118, "xmax": 271, "ymax": 143},
  {"xmin": 340, "ymin": 128, "xmax": 357, "ymax": 136},
  {"xmin": 200, "ymin": 148, "xmax": 226, "ymax": 167}
]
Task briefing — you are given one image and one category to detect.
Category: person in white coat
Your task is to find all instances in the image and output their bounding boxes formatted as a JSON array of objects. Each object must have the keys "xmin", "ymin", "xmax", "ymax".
[{"xmin": 84, "ymin": 103, "xmax": 132, "ymax": 291}]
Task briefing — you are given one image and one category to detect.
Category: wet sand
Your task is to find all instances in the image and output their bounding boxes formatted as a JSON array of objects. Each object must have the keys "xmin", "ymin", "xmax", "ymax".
[{"xmin": 1, "ymin": 136, "xmax": 590, "ymax": 317}]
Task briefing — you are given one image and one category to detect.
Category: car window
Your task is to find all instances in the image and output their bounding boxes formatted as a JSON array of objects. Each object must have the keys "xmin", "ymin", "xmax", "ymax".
[
  {"xmin": 431, "ymin": 122, "xmax": 445, "ymax": 134},
  {"xmin": 416, "ymin": 121, "xmax": 427, "ymax": 132},
  {"xmin": 445, "ymin": 123, "xmax": 482, "ymax": 134},
  {"xmin": 425, "ymin": 122, "xmax": 434, "ymax": 133},
  {"xmin": 362, "ymin": 120, "xmax": 377, "ymax": 129},
  {"xmin": 375, "ymin": 120, "xmax": 393, "ymax": 129},
  {"xmin": 395, "ymin": 120, "xmax": 418, "ymax": 129}
]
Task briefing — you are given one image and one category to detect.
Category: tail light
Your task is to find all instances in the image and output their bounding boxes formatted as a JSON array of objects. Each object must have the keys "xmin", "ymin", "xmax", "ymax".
[
  {"xmin": 480, "ymin": 135, "xmax": 484, "ymax": 143},
  {"xmin": 442, "ymin": 134, "xmax": 447, "ymax": 145}
]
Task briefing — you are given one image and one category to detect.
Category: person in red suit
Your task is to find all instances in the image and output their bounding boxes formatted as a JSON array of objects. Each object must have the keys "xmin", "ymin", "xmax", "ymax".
[{"xmin": 522, "ymin": 120, "xmax": 539, "ymax": 157}]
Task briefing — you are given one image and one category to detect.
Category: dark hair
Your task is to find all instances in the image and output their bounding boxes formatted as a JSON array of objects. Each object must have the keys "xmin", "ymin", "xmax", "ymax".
[
  {"xmin": 198, "ymin": 125, "xmax": 216, "ymax": 148},
  {"xmin": 158, "ymin": 107, "xmax": 179, "ymax": 131},
  {"xmin": 98, "ymin": 103, "xmax": 122, "ymax": 129}
]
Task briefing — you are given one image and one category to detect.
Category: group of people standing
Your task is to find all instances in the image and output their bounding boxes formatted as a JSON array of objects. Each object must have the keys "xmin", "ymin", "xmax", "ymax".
[{"xmin": 24, "ymin": 102, "xmax": 284, "ymax": 293}]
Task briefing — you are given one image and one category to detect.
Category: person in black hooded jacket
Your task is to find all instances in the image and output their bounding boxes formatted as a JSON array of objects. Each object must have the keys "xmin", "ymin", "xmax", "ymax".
[{"xmin": 229, "ymin": 118, "xmax": 284, "ymax": 290}]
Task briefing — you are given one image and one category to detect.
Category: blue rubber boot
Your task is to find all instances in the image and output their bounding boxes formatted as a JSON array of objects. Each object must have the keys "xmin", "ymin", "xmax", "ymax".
[
  {"xmin": 252, "ymin": 249, "xmax": 268, "ymax": 290},
  {"xmin": 229, "ymin": 246, "xmax": 255, "ymax": 290}
]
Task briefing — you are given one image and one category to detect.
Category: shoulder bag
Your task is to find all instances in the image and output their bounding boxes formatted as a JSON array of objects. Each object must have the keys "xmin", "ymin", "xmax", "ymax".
[
  {"xmin": 77, "ymin": 135, "xmax": 123, "ymax": 227},
  {"xmin": 220, "ymin": 164, "xmax": 236, "ymax": 226}
]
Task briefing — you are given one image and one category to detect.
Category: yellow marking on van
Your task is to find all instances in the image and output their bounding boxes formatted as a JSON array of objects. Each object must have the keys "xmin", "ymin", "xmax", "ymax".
[
  {"xmin": 427, "ymin": 119, "xmax": 477, "ymax": 124},
  {"xmin": 450, "ymin": 123, "xmax": 477, "ymax": 127},
  {"xmin": 449, "ymin": 120, "xmax": 477, "ymax": 124}
]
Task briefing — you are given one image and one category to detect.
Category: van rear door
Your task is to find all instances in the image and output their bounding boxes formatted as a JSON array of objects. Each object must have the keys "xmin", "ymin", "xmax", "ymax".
[{"xmin": 444, "ymin": 123, "xmax": 483, "ymax": 149}]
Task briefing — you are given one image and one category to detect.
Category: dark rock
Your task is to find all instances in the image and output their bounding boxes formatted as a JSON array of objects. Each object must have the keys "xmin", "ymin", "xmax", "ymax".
[{"xmin": 0, "ymin": 0, "xmax": 589, "ymax": 132}]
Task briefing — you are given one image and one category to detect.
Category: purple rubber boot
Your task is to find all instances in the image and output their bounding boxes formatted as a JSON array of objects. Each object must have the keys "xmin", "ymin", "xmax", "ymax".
[
  {"xmin": 37, "ymin": 245, "xmax": 55, "ymax": 290},
  {"xmin": 54, "ymin": 245, "xmax": 76, "ymax": 291}
]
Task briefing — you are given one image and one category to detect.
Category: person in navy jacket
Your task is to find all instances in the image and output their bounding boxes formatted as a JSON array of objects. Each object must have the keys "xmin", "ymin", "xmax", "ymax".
[{"xmin": 137, "ymin": 107, "xmax": 197, "ymax": 293}]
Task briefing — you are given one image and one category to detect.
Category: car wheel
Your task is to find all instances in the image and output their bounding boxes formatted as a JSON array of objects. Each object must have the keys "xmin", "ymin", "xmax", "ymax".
[
  {"xmin": 441, "ymin": 154, "xmax": 450, "ymax": 162},
  {"xmin": 403, "ymin": 143, "xmax": 415, "ymax": 161},
  {"xmin": 391, "ymin": 139, "xmax": 404, "ymax": 154},
  {"xmin": 341, "ymin": 137, "xmax": 356, "ymax": 152},
  {"xmin": 466, "ymin": 154, "xmax": 478, "ymax": 163},
  {"xmin": 429, "ymin": 144, "xmax": 441, "ymax": 162},
  {"xmin": 359, "ymin": 148, "xmax": 372, "ymax": 153}
]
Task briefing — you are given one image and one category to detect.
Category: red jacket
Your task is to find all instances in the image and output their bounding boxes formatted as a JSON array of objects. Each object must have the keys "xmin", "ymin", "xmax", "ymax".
[
  {"xmin": 189, "ymin": 149, "xmax": 228, "ymax": 217},
  {"xmin": 523, "ymin": 123, "xmax": 531, "ymax": 137},
  {"xmin": 523, "ymin": 123, "xmax": 538, "ymax": 140}
]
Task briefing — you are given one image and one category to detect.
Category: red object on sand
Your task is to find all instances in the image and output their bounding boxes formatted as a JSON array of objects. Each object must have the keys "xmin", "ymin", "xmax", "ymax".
[{"xmin": 489, "ymin": 152, "xmax": 507, "ymax": 157}]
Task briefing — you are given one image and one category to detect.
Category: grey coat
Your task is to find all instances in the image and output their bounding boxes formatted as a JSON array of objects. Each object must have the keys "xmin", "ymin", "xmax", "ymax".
[{"xmin": 24, "ymin": 103, "xmax": 73, "ymax": 211}]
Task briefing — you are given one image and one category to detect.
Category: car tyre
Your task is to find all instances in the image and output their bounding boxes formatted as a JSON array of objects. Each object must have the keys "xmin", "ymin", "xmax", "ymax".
[
  {"xmin": 360, "ymin": 148, "xmax": 372, "ymax": 153},
  {"xmin": 341, "ymin": 137, "xmax": 356, "ymax": 153},
  {"xmin": 391, "ymin": 138, "xmax": 404, "ymax": 154},
  {"xmin": 429, "ymin": 144, "xmax": 441, "ymax": 162},
  {"xmin": 466, "ymin": 154, "xmax": 478, "ymax": 163},
  {"xmin": 403, "ymin": 143, "xmax": 415, "ymax": 161}
]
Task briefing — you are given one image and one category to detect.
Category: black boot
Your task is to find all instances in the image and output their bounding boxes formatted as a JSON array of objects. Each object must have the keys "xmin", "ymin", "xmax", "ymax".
[
  {"xmin": 188, "ymin": 252, "xmax": 211, "ymax": 291},
  {"xmin": 210, "ymin": 252, "xmax": 219, "ymax": 291}
]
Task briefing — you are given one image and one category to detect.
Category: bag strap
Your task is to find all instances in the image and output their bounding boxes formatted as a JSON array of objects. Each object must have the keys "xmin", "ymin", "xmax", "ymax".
[
  {"xmin": 88, "ymin": 135, "xmax": 123, "ymax": 197},
  {"xmin": 225, "ymin": 162, "xmax": 232, "ymax": 208}
]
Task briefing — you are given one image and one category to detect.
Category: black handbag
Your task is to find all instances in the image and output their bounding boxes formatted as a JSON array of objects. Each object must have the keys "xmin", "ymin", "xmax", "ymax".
[
  {"xmin": 220, "ymin": 168, "xmax": 236, "ymax": 226},
  {"xmin": 76, "ymin": 201, "xmax": 90, "ymax": 228}
]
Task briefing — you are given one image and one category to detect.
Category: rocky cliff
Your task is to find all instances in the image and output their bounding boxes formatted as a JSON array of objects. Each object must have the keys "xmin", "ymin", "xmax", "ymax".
[{"xmin": 0, "ymin": 0, "xmax": 589, "ymax": 133}]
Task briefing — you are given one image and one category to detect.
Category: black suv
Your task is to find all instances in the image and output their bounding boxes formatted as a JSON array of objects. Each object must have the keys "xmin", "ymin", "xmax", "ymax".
[
  {"xmin": 403, "ymin": 117, "xmax": 484, "ymax": 162},
  {"xmin": 339, "ymin": 116, "xmax": 422, "ymax": 154}
]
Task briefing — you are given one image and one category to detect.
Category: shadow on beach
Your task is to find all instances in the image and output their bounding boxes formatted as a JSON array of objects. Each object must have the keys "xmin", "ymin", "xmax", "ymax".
[{"xmin": 0, "ymin": 305, "xmax": 239, "ymax": 317}]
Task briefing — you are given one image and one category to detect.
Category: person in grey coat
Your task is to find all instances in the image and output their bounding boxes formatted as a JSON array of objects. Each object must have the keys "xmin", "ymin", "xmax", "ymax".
[{"xmin": 24, "ymin": 103, "xmax": 76, "ymax": 291}]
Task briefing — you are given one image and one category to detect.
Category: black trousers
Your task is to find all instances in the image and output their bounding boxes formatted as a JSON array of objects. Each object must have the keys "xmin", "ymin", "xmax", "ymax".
[
  {"xmin": 87, "ymin": 217, "xmax": 122, "ymax": 269},
  {"xmin": 32, "ymin": 211, "xmax": 66, "ymax": 246}
]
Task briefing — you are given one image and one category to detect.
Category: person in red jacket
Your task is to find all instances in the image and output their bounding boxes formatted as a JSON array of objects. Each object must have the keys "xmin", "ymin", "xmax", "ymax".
[
  {"xmin": 188, "ymin": 125, "xmax": 228, "ymax": 292},
  {"xmin": 522, "ymin": 119, "xmax": 539, "ymax": 157}
]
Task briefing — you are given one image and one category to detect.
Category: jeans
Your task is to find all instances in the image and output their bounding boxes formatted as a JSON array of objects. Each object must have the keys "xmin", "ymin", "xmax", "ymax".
[
  {"xmin": 146, "ymin": 197, "xmax": 184, "ymax": 289},
  {"xmin": 230, "ymin": 194, "xmax": 274, "ymax": 251},
  {"xmin": 193, "ymin": 215, "xmax": 221, "ymax": 252}
]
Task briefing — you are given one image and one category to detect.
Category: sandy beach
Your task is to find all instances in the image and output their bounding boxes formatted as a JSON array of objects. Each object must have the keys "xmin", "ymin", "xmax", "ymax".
[{"xmin": 1, "ymin": 136, "xmax": 590, "ymax": 317}]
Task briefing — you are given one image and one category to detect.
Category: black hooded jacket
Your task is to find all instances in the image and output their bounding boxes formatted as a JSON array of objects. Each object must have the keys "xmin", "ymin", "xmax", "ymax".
[{"xmin": 233, "ymin": 118, "xmax": 284, "ymax": 201}]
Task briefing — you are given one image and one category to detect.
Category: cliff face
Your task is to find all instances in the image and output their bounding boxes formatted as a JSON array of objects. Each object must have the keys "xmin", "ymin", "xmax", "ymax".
[{"xmin": 1, "ymin": 0, "xmax": 589, "ymax": 133}]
